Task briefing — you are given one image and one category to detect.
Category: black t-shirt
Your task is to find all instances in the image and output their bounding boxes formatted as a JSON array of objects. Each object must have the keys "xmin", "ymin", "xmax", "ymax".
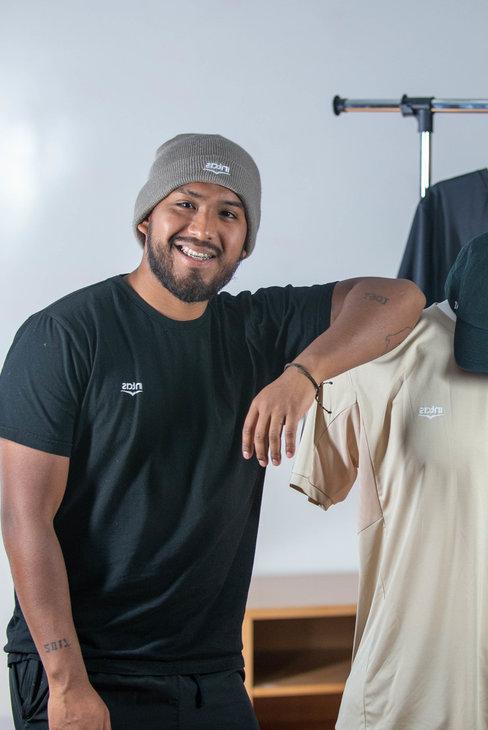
[
  {"xmin": 398, "ymin": 169, "xmax": 488, "ymax": 306},
  {"xmin": 0, "ymin": 275, "xmax": 334, "ymax": 675}
]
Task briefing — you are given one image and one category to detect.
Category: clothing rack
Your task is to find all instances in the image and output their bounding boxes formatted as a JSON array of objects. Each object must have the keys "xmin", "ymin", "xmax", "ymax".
[{"xmin": 333, "ymin": 95, "xmax": 488, "ymax": 198}]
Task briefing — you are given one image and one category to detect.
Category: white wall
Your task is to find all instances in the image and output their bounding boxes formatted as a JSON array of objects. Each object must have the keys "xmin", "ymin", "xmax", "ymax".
[{"xmin": 1, "ymin": 0, "xmax": 488, "ymax": 720}]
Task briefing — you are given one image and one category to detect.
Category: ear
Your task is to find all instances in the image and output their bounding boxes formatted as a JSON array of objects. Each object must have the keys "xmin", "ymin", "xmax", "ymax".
[
  {"xmin": 137, "ymin": 220, "xmax": 149, "ymax": 237},
  {"xmin": 240, "ymin": 248, "xmax": 248, "ymax": 261}
]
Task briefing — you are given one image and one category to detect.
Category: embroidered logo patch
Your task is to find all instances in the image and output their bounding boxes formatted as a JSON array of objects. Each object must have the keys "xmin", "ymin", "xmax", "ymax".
[
  {"xmin": 204, "ymin": 161, "xmax": 230, "ymax": 175},
  {"xmin": 418, "ymin": 405, "xmax": 444, "ymax": 419},
  {"xmin": 121, "ymin": 382, "xmax": 143, "ymax": 396}
]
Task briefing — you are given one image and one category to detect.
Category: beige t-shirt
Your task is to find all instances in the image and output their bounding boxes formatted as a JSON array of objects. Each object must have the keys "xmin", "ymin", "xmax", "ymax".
[{"xmin": 290, "ymin": 305, "xmax": 488, "ymax": 730}]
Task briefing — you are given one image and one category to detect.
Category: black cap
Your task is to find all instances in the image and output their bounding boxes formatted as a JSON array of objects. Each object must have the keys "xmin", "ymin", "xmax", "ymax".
[{"xmin": 445, "ymin": 233, "xmax": 488, "ymax": 373}]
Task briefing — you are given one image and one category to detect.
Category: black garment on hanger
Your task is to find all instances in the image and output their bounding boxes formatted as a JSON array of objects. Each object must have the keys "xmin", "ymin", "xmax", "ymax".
[{"xmin": 398, "ymin": 169, "xmax": 488, "ymax": 306}]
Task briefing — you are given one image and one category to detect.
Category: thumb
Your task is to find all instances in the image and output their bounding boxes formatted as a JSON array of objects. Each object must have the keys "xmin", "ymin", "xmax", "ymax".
[{"xmin": 104, "ymin": 709, "xmax": 112, "ymax": 730}]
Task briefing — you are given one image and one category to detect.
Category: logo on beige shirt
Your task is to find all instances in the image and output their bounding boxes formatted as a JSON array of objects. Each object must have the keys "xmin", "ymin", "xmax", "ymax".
[{"xmin": 418, "ymin": 405, "xmax": 444, "ymax": 419}]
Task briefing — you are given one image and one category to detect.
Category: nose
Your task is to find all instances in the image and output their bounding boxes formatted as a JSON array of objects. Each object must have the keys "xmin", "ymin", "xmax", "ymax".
[{"xmin": 187, "ymin": 208, "xmax": 215, "ymax": 241}]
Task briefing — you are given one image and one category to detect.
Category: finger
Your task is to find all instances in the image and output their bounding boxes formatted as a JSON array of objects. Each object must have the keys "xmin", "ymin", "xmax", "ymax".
[
  {"xmin": 104, "ymin": 709, "xmax": 112, "ymax": 730},
  {"xmin": 284, "ymin": 416, "xmax": 299, "ymax": 458},
  {"xmin": 242, "ymin": 403, "xmax": 258, "ymax": 459},
  {"xmin": 254, "ymin": 412, "xmax": 270, "ymax": 467},
  {"xmin": 268, "ymin": 413, "xmax": 285, "ymax": 466}
]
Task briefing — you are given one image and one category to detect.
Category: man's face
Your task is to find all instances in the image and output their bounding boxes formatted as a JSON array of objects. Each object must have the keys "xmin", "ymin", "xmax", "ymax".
[{"xmin": 138, "ymin": 182, "xmax": 248, "ymax": 303}]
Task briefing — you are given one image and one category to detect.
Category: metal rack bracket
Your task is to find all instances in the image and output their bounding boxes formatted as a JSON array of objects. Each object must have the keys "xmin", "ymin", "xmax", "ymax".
[{"xmin": 333, "ymin": 95, "xmax": 488, "ymax": 197}]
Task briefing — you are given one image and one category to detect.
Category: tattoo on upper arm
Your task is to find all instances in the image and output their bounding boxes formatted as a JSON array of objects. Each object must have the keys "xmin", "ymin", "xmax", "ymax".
[
  {"xmin": 385, "ymin": 326, "xmax": 413, "ymax": 351},
  {"xmin": 43, "ymin": 638, "xmax": 71, "ymax": 653},
  {"xmin": 364, "ymin": 292, "xmax": 390, "ymax": 305}
]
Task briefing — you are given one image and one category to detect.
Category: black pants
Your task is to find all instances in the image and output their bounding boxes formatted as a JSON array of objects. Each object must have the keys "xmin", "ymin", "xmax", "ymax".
[{"xmin": 9, "ymin": 657, "xmax": 260, "ymax": 729}]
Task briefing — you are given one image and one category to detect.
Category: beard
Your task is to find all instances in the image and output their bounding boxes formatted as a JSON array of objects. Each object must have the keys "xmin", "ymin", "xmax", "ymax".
[{"xmin": 145, "ymin": 224, "xmax": 243, "ymax": 303}]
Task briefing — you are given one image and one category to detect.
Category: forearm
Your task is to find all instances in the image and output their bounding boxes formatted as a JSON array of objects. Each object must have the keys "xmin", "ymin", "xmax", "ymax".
[
  {"xmin": 296, "ymin": 278, "xmax": 425, "ymax": 382},
  {"xmin": 242, "ymin": 278, "xmax": 424, "ymax": 466},
  {"xmin": 2, "ymin": 517, "xmax": 88, "ymax": 691}
]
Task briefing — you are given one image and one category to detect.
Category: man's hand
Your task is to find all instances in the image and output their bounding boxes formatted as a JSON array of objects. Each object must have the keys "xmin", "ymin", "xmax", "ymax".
[
  {"xmin": 242, "ymin": 367, "xmax": 316, "ymax": 467},
  {"xmin": 48, "ymin": 681, "xmax": 111, "ymax": 730},
  {"xmin": 241, "ymin": 277, "xmax": 424, "ymax": 468}
]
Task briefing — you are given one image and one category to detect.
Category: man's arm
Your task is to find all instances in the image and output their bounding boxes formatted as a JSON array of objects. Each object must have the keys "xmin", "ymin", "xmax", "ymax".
[
  {"xmin": 242, "ymin": 277, "xmax": 425, "ymax": 467},
  {"xmin": 1, "ymin": 438, "xmax": 111, "ymax": 730},
  {"xmin": 301, "ymin": 277, "xmax": 424, "ymax": 381}
]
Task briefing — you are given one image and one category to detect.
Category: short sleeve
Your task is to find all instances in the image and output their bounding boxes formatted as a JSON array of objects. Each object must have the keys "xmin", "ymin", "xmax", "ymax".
[
  {"xmin": 248, "ymin": 283, "xmax": 335, "ymax": 372},
  {"xmin": 290, "ymin": 371, "xmax": 360, "ymax": 510},
  {"xmin": 0, "ymin": 313, "xmax": 90, "ymax": 456}
]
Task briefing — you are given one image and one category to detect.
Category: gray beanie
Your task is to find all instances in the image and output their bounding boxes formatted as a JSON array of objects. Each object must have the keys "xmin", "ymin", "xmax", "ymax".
[{"xmin": 133, "ymin": 133, "xmax": 261, "ymax": 254}]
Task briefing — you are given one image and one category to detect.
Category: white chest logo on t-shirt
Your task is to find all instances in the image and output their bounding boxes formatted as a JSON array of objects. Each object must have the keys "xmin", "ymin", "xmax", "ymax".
[
  {"xmin": 121, "ymin": 382, "xmax": 143, "ymax": 396},
  {"xmin": 418, "ymin": 405, "xmax": 445, "ymax": 419}
]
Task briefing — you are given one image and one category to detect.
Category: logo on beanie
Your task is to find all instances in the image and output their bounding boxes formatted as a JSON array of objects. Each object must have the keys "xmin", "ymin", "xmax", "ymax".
[{"xmin": 204, "ymin": 161, "xmax": 230, "ymax": 176}]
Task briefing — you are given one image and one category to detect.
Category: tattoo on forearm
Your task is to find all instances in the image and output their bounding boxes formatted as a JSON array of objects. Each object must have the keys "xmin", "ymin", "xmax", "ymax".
[
  {"xmin": 385, "ymin": 326, "xmax": 413, "ymax": 351},
  {"xmin": 364, "ymin": 292, "xmax": 390, "ymax": 305},
  {"xmin": 43, "ymin": 638, "xmax": 71, "ymax": 653}
]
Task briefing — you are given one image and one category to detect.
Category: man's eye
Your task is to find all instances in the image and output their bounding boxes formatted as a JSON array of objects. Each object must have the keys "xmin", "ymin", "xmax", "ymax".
[
  {"xmin": 176, "ymin": 201, "xmax": 194, "ymax": 209},
  {"xmin": 221, "ymin": 210, "xmax": 237, "ymax": 219}
]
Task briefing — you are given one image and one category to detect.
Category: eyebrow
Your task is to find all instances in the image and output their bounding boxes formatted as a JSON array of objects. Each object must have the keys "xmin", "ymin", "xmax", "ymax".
[{"xmin": 176, "ymin": 187, "xmax": 244, "ymax": 209}]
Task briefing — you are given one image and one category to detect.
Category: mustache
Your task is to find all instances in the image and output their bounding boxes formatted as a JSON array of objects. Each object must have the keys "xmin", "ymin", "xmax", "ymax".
[{"xmin": 170, "ymin": 235, "xmax": 220, "ymax": 257}]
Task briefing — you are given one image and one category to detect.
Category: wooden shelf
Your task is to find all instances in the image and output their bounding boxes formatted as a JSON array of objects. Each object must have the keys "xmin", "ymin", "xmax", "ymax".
[
  {"xmin": 253, "ymin": 650, "xmax": 351, "ymax": 697},
  {"xmin": 254, "ymin": 687, "xmax": 344, "ymax": 729},
  {"xmin": 243, "ymin": 573, "xmax": 358, "ymax": 727}
]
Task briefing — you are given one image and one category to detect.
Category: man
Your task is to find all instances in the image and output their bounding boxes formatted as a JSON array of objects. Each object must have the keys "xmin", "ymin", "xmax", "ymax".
[
  {"xmin": 0, "ymin": 133, "xmax": 424, "ymax": 730},
  {"xmin": 291, "ymin": 234, "xmax": 488, "ymax": 729}
]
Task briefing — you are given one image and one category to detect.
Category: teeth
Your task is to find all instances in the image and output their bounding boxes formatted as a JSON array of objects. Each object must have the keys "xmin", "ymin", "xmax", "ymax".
[{"xmin": 180, "ymin": 245, "xmax": 213, "ymax": 261}]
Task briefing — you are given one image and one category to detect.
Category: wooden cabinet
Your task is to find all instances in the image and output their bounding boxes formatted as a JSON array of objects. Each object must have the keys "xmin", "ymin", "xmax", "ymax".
[{"xmin": 243, "ymin": 573, "xmax": 358, "ymax": 730}]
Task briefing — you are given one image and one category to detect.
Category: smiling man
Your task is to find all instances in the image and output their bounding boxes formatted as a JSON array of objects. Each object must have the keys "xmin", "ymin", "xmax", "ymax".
[{"xmin": 0, "ymin": 133, "xmax": 425, "ymax": 730}]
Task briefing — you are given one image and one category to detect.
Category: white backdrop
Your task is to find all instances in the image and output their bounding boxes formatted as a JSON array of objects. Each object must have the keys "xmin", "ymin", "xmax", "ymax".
[{"xmin": 1, "ymin": 0, "xmax": 488, "ymax": 722}]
